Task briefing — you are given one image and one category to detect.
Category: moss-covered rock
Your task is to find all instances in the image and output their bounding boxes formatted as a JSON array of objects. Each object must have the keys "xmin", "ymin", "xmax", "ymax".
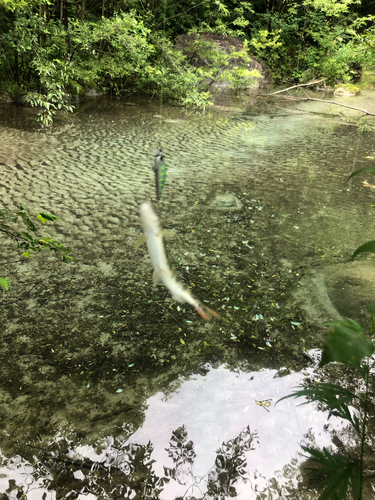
[{"xmin": 334, "ymin": 84, "xmax": 361, "ymax": 97}]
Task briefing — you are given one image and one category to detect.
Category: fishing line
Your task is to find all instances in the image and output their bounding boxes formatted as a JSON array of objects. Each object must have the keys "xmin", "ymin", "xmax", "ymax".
[{"xmin": 151, "ymin": 0, "xmax": 167, "ymax": 201}]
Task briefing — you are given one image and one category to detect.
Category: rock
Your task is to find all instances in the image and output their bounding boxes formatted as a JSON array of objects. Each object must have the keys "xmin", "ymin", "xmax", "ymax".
[
  {"xmin": 85, "ymin": 87, "xmax": 104, "ymax": 97},
  {"xmin": 209, "ymin": 193, "xmax": 242, "ymax": 210},
  {"xmin": 294, "ymin": 261, "xmax": 375, "ymax": 328},
  {"xmin": 0, "ymin": 91, "xmax": 12, "ymax": 104},
  {"xmin": 324, "ymin": 261, "xmax": 375, "ymax": 326},
  {"xmin": 175, "ymin": 33, "xmax": 273, "ymax": 93},
  {"xmin": 334, "ymin": 85, "xmax": 360, "ymax": 97}
]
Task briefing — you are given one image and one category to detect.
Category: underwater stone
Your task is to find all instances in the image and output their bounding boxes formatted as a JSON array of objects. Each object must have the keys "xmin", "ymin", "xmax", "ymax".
[{"xmin": 209, "ymin": 193, "xmax": 243, "ymax": 211}]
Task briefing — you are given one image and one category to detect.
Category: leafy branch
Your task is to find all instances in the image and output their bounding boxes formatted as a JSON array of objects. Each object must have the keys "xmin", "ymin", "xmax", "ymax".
[
  {"xmin": 0, "ymin": 203, "xmax": 74, "ymax": 291},
  {"xmin": 277, "ymin": 316, "xmax": 375, "ymax": 499}
]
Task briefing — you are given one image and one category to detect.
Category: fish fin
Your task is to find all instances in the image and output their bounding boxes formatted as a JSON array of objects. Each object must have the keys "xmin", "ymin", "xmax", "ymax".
[
  {"xmin": 195, "ymin": 303, "xmax": 221, "ymax": 321},
  {"xmin": 153, "ymin": 271, "xmax": 163, "ymax": 286},
  {"xmin": 134, "ymin": 234, "xmax": 147, "ymax": 250},
  {"xmin": 161, "ymin": 230, "xmax": 175, "ymax": 239}
]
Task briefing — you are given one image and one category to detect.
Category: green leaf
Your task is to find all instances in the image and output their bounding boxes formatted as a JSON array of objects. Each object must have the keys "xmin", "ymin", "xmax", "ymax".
[
  {"xmin": 367, "ymin": 302, "xmax": 375, "ymax": 334},
  {"xmin": 21, "ymin": 251, "xmax": 31, "ymax": 258},
  {"xmin": 37, "ymin": 214, "xmax": 46, "ymax": 225},
  {"xmin": 301, "ymin": 446, "xmax": 361, "ymax": 500},
  {"xmin": 21, "ymin": 232, "xmax": 34, "ymax": 242},
  {"xmin": 18, "ymin": 213, "xmax": 37, "ymax": 232},
  {"xmin": 348, "ymin": 166, "xmax": 375, "ymax": 180},
  {"xmin": 20, "ymin": 202, "xmax": 26, "ymax": 210},
  {"xmin": 320, "ymin": 319, "xmax": 374, "ymax": 374},
  {"xmin": 352, "ymin": 240, "xmax": 375, "ymax": 260},
  {"xmin": 39, "ymin": 212, "xmax": 59, "ymax": 222},
  {"xmin": 0, "ymin": 277, "xmax": 10, "ymax": 291},
  {"xmin": 367, "ymin": 301, "xmax": 375, "ymax": 316}
]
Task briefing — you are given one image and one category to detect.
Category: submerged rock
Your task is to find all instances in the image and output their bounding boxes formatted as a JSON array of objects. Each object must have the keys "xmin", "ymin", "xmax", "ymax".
[
  {"xmin": 324, "ymin": 261, "xmax": 375, "ymax": 325},
  {"xmin": 0, "ymin": 91, "xmax": 12, "ymax": 104},
  {"xmin": 209, "ymin": 193, "xmax": 243, "ymax": 210},
  {"xmin": 294, "ymin": 261, "xmax": 375, "ymax": 327}
]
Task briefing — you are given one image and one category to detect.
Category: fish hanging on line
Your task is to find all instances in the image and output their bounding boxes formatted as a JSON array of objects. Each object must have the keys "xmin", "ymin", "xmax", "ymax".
[
  {"xmin": 134, "ymin": 202, "xmax": 220, "ymax": 321},
  {"xmin": 152, "ymin": 149, "xmax": 166, "ymax": 200}
]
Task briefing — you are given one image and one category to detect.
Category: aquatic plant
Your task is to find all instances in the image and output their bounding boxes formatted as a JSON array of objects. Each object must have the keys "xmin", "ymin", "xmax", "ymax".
[
  {"xmin": 278, "ymin": 309, "xmax": 375, "ymax": 499},
  {"xmin": 348, "ymin": 166, "xmax": 375, "ymax": 260},
  {"xmin": 0, "ymin": 202, "xmax": 74, "ymax": 291}
]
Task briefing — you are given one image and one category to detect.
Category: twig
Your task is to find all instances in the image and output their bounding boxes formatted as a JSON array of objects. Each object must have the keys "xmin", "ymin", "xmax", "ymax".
[
  {"xmin": 155, "ymin": 0, "xmax": 207, "ymax": 28},
  {"xmin": 3, "ymin": 283, "xmax": 39, "ymax": 305},
  {"xmin": 267, "ymin": 79, "xmax": 327, "ymax": 95}
]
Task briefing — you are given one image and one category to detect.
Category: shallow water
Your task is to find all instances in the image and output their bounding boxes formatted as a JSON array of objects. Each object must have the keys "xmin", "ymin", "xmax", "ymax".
[{"xmin": 0, "ymin": 93, "xmax": 375, "ymax": 498}]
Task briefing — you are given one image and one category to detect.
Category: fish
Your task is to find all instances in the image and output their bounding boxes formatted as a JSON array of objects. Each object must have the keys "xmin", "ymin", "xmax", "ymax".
[
  {"xmin": 152, "ymin": 149, "xmax": 166, "ymax": 200},
  {"xmin": 134, "ymin": 202, "xmax": 220, "ymax": 321}
]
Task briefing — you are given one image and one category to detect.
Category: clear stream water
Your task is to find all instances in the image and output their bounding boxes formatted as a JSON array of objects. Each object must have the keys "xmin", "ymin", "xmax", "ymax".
[{"xmin": 0, "ymin": 92, "xmax": 375, "ymax": 499}]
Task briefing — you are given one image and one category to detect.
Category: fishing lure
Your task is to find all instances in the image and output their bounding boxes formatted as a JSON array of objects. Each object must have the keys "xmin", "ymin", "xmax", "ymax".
[{"xmin": 152, "ymin": 149, "xmax": 166, "ymax": 200}]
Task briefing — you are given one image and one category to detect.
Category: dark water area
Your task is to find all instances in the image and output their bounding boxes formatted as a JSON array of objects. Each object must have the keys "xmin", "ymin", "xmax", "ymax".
[{"xmin": 0, "ymin": 93, "xmax": 375, "ymax": 498}]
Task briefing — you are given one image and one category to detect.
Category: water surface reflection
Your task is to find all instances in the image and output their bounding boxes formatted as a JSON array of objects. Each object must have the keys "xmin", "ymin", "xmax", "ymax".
[{"xmin": 0, "ymin": 363, "xmax": 346, "ymax": 499}]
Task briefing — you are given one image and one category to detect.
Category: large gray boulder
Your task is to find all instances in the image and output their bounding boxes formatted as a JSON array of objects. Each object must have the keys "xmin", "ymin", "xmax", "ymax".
[{"xmin": 175, "ymin": 33, "xmax": 273, "ymax": 93}]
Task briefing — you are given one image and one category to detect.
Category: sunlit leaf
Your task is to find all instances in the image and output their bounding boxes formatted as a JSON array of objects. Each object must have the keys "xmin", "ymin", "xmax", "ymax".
[
  {"xmin": 37, "ymin": 212, "xmax": 60, "ymax": 224},
  {"xmin": 37, "ymin": 214, "xmax": 46, "ymax": 224},
  {"xmin": 0, "ymin": 277, "xmax": 10, "ymax": 291},
  {"xmin": 351, "ymin": 240, "xmax": 375, "ymax": 260},
  {"xmin": 348, "ymin": 166, "xmax": 375, "ymax": 180},
  {"xmin": 21, "ymin": 251, "xmax": 31, "ymax": 258},
  {"xmin": 320, "ymin": 319, "xmax": 374, "ymax": 374}
]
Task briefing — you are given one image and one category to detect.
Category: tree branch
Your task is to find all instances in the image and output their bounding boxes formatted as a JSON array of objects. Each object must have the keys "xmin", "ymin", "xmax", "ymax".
[
  {"xmin": 262, "ymin": 94, "xmax": 375, "ymax": 116},
  {"xmin": 267, "ymin": 78, "xmax": 327, "ymax": 95},
  {"xmin": 155, "ymin": 0, "xmax": 207, "ymax": 28}
]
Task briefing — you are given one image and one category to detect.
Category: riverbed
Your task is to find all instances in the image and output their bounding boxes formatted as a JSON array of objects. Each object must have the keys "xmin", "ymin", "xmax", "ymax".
[{"xmin": 0, "ymin": 91, "xmax": 375, "ymax": 499}]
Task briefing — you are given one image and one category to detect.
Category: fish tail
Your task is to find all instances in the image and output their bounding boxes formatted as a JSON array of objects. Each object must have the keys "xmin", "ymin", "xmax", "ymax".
[{"xmin": 195, "ymin": 303, "xmax": 221, "ymax": 321}]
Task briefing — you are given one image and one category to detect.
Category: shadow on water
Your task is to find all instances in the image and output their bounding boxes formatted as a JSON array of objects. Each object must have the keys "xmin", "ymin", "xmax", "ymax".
[{"xmin": 0, "ymin": 93, "xmax": 375, "ymax": 498}]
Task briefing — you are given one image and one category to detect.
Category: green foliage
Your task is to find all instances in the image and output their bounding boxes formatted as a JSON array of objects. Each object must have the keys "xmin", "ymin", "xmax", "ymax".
[
  {"xmin": 278, "ymin": 381, "xmax": 361, "ymax": 431},
  {"xmin": 301, "ymin": 446, "xmax": 362, "ymax": 500},
  {"xmin": 367, "ymin": 302, "xmax": 375, "ymax": 335},
  {"xmin": 347, "ymin": 166, "xmax": 375, "ymax": 260},
  {"xmin": 25, "ymin": 59, "xmax": 75, "ymax": 126},
  {"xmin": 351, "ymin": 240, "xmax": 375, "ymax": 260},
  {"xmin": 278, "ymin": 313, "xmax": 375, "ymax": 499},
  {"xmin": 0, "ymin": 277, "xmax": 9, "ymax": 291},
  {"xmin": 0, "ymin": 0, "xmax": 374, "ymax": 119},
  {"xmin": 0, "ymin": 203, "xmax": 74, "ymax": 291},
  {"xmin": 320, "ymin": 319, "xmax": 374, "ymax": 376},
  {"xmin": 348, "ymin": 165, "xmax": 375, "ymax": 180}
]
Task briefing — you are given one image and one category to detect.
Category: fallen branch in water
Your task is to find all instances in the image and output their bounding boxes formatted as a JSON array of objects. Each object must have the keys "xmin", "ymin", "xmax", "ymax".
[
  {"xmin": 261, "ymin": 92, "xmax": 375, "ymax": 117},
  {"xmin": 267, "ymin": 79, "xmax": 327, "ymax": 95}
]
